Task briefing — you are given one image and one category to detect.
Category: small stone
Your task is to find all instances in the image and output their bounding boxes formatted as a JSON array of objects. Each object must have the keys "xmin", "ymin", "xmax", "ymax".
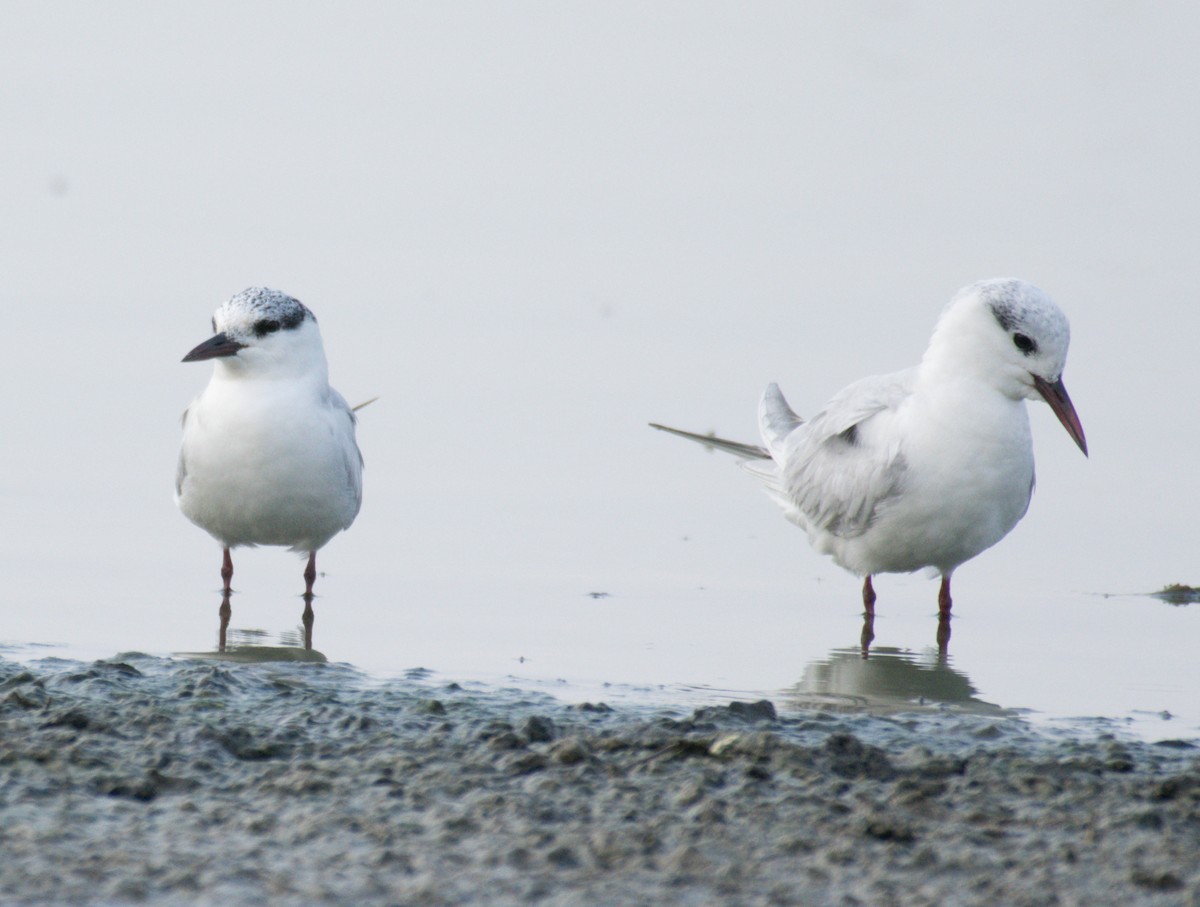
[
  {"xmin": 694, "ymin": 699, "xmax": 777, "ymax": 723},
  {"xmin": 102, "ymin": 776, "xmax": 159, "ymax": 801},
  {"xmin": 665, "ymin": 844, "xmax": 712, "ymax": 876},
  {"xmin": 96, "ymin": 661, "xmax": 142, "ymax": 677},
  {"xmin": 672, "ymin": 777, "xmax": 707, "ymax": 808},
  {"xmin": 910, "ymin": 846, "xmax": 939, "ymax": 868},
  {"xmin": 1130, "ymin": 867, "xmax": 1183, "ymax": 891},
  {"xmin": 3, "ymin": 687, "xmax": 48, "ymax": 710},
  {"xmin": 587, "ymin": 830, "xmax": 627, "ymax": 868},
  {"xmin": 46, "ymin": 709, "xmax": 94, "ymax": 732},
  {"xmin": 778, "ymin": 835, "xmax": 816, "ymax": 855},
  {"xmin": 518, "ymin": 715, "xmax": 556, "ymax": 743},
  {"xmin": 862, "ymin": 815, "xmax": 916, "ymax": 843},
  {"xmin": 507, "ymin": 847, "xmax": 534, "ymax": 869},
  {"xmin": 890, "ymin": 778, "xmax": 948, "ymax": 806},
  {"xmin": 0, "ymin": 671, "xmax": 39, "ymax": 690},
  {"xmin": 727, "ymin": 699, "xmax": 777, "ymax": 721},
  {"xmin": 545, "ymin": 845, "xmax": 580, "ymax": 869},
  {"xmin": 548, "ymin": 737, "xmax": 590, "ymax": 765},
  {"xmin": 688, "ymin": 797, "xmax": 727, "ymax": 824},
  {"xmin": 1104, "ymin": 743, "xmax": 1135, "ymax": 772},
  {"xmin": 709, "ymin": 733, "xmax": 743, "ymax": 757},
  {"xmin": 1135, "ymin": 810, "xmax": 1164, "ymax": 831},
  {"xmin": 710, "ymin": 730, "xmax": 776, "ymax": 759},
  {"xmin": 501, "ymin": 751, "xmax": 547, "ymax": 775},
  {"xmin": 822, "ymin": 733, "xmax": 895, "ymax": 780},
  {"xmin": 486, "ymin": 731, "xmax": 523, "ymax": 751},
  {"xmin": 1151, "ymin": 738, "xmax": 1195, "ymax": 749}
]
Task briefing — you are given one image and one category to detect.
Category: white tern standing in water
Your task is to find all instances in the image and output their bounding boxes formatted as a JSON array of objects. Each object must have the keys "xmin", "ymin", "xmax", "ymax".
[
  {"xmin": 176, "ymin": 288, "xmax": 363, "ymax": 614},
  {"xmin": 651, "ymin": 278, "xmax": 1087, "ymax": 633}
]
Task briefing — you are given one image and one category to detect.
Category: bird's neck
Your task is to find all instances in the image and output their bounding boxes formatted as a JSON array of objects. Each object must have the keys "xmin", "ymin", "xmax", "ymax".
[
  {"xmin": 911, "ymin": 357, "xmax": 1031, "ymax": 457},
  {"xmin": 214, "ymin": 356, "xmax": 330, "ymax": 388}
]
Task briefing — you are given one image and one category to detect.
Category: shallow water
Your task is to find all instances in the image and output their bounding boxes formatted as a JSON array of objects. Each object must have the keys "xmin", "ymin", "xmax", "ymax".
[{"xmin": 3, "ymin": 3, "xmax": 1200, "ymax": 742}]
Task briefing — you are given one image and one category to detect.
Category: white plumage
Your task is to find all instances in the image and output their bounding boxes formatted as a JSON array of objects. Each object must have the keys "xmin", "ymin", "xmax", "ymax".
[
  {"xmin": 177, "ymin": 288, "xmax": 362, "ymax": 603},
  {"xmin": 653, "ymin": 278, "xmax": 1087, "ymax": 622}
]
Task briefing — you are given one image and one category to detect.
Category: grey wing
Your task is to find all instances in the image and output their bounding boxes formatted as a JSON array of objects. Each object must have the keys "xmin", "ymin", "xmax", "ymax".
[
  {"xmin": 328, "ymin": 388, "xmax": 365, "ymax": 516},
  {"xmin": 175, "ymin": 449, "xmax": 187, "ymax": 498},
  {"xmin": 763, "ymin": 371, "xmax": 913, "ymax": 538},
  {"xmin": 175, "ymin": 407, "xmax": 190, "ymax": 498}
]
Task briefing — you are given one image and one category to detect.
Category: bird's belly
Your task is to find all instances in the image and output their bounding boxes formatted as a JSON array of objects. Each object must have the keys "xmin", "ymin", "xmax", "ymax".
[
  {"xmin": 178, "ymin": 409, "xmax": 357, "ymax": 550},
  {"xmin": 835, "ymin": 451, "xmax": 1033, "ymax": 576}
]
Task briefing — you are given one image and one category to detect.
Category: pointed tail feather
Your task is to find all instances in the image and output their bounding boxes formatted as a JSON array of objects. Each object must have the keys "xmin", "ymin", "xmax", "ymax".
[
  {"xmin": 759, "ymin": 383, "xmax": 802, "ymax": 458},
  {"xmin": 649, "ymin": 423, "xmax": 770, "ymax": 459}
]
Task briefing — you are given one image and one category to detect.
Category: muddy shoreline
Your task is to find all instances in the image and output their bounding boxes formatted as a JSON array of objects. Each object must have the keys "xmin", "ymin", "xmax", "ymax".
[{"xmin": 1, "ymin": 654, "xmax": 1198, "ymax": 906}]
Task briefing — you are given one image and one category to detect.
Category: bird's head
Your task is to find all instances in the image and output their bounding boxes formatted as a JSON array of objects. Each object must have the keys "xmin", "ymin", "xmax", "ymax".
[
  {"xmin": 929, "ymin": 279, "xmax": 1087, "ymax": 456},
  {"xmin": 182, "ymin": 288, "xmax": 326, "ymax": 378}
]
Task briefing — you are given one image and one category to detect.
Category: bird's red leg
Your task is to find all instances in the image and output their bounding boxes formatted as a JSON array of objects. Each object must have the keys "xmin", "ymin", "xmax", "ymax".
[
  {"xmin": 862, "ymin": 575, "xmax": 876, "ymax": 617},
  {"xmin": 304, "ymin": 551, "xmax": 317, "ymax": 598},
  {"xmin": 221, "ymin": 547, "xmax": 234, "ymax": 595},
  {"xmin": 859, "ymin": 576, "xmax": 878, "ymax": 657},
  {"xmin": 936, "ymin": 576, "xmax": 952, "ymax": 654}
]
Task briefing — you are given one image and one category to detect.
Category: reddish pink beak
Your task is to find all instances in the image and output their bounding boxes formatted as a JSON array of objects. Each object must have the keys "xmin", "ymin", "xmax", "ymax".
[{"xmin": 1033, "ymin": 375, "xmax": 1087, "ymax": 457}]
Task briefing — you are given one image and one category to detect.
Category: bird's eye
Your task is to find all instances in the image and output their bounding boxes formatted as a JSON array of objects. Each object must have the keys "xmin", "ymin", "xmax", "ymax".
[
  {"xmin": 254, "ymin": 319, "xmax": 281, "ymax": 337},
  {"xmin": 1012, "ymin": 333, "xmax": 1036, "ymax": 354}
]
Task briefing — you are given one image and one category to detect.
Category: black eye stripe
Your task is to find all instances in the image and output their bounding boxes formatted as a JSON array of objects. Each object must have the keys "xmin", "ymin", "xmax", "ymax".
[
  {"xmin": 1013, "ymin": 332, "xmax": 1037, "ymax": 354},
  {"xmin": 254, "ymin": 319, "xmax": 281, "ymax": 337}
]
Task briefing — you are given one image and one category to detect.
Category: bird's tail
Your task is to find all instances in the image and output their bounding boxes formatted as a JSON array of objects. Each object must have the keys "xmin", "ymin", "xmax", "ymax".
[
  {"xmin": 648, "ymin": 423, "xmax": 770, "ymax": 460},
  {"xmin": 758, "ymin": 382, "xmax": 803, "ymax": 459}
]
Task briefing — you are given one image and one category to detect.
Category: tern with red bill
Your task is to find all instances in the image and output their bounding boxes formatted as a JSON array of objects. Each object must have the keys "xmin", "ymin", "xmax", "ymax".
[
  {"xmin": 652, "ymin": 279, "xmax": 1087, "ymax": 632},
  {"xmin": 176, "ymin": 288, "xmax": 363, "ymax": 647}
]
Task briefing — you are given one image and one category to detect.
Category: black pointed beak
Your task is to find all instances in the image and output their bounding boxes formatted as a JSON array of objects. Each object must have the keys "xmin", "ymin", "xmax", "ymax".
[
  {"xmin": 182, "ymin": 332, "xmax": 245, "ymax": 362},
  {"xmin": 1033, "ymin": 375, "xmax": 1088, "ymax": 457}
]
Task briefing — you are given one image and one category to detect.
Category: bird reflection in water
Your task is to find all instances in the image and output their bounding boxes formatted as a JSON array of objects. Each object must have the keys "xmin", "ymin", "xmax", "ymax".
[
  {"xmin": 213, "ymin": 592, "xmax": 323, "ymax": 661},
  {"xmin": 858, "ymin": 602, "xmax": 952, "ymax": 659},
  {"xmin": 218, "ymin": 588, "xmax": 231, "ymax": 652},
  {"xmin": 793, "ymin": 643, "xmax": 1003, "ymax": 715}
]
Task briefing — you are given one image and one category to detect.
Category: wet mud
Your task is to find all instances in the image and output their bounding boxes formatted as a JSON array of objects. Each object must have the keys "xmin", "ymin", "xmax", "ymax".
[{"xmin": 1, "ymin": 655, "xmax": 1198, "ymax": 906}]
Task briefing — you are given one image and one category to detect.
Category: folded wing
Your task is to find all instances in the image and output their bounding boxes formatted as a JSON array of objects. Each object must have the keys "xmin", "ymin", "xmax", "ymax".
[{"xmin": 742, "ymin": 372, "xmax": 913, "ymax": 539}]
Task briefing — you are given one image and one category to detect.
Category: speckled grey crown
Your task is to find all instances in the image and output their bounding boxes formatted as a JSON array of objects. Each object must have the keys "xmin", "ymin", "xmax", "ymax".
[
  {"xmin": 231, "ymin": 288, "xmax": 313, "ymax": 325},
  {"xmin": 971, "ymin": 279, "xmax": 1068, "ymax": 349},
  {"xmin": 215, "ymin": 288, "xmax": 315, "ymax": 337}
]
